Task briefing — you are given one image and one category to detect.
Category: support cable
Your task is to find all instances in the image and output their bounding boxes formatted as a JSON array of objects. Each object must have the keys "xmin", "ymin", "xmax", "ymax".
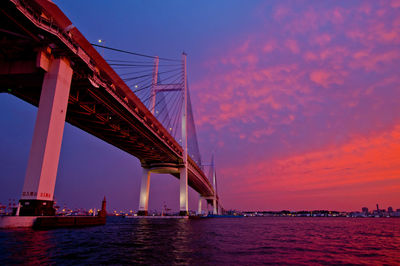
[
  {"xmin": 171, "ymin": 93, "xmax": 184, "ymax": 138},
  {"xmin": 92, "ymin": 43, "xmax": 180, "ymax": 62}
]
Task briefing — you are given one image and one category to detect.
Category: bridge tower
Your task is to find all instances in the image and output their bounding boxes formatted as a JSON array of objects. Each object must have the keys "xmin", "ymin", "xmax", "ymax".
[
  {"xmin": 137, "ymin": 53, "xmax": 189, "ymax": 216},
  {"xmin": 197, "ymin": 154, "xmax": 219, "ymax": 215},
  {"xmin": 180, "ymin": 52, "xmax": 189, "ymax": 216}
]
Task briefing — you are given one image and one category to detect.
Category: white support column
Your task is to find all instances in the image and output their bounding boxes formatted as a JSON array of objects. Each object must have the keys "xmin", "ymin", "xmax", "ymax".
[
  {"xmin": 211, "ymin": 154, "xmax": 218, "ymax": 215},
  {"xmin": 138, "ymin": 168, "xmax": 151, "ymax": 216},
  {"xmin": 179, "ymin": 167, "xmax": 188, "ymax": 215},
  {"xmin": 20, "ymin": 57, "xmax": 72, "ymax": 216},
  {"xmin": 212, "ymin": 155, "xmax": 216, "ymax": 194},
  {"xmin": 179, "ymin": 52, "xmax": 188, "ymax": 216},
  {"xmin": 150, "ymin": 56, "xmax": 159, "ymax": 115},
  {"xmin": 197, "ymin": 196, "xmax": 202, "ymax": 215}
]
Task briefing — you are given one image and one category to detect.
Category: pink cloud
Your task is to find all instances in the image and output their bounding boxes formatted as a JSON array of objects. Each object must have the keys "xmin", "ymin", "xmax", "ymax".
[
  {"xmin": 331, "ymin": 8, "xmax": 346, "ymax": 24},
  {"xmin": 304, "ymin": 51, "xmax": 318, "ymax": 61},
  {"xmin": 309, "ymin": 70, "xmax": 344, "ymax": 88},
  {"xmin": 262, "ymin": 41, "xmax": 276, "ymax": 53},
  {"xmin": 192, "ymin": 1, "xmax": 400, "ymax": 211},
  {"xmin": 251, "ymin": 127, "xmax": 275, "ymax": 141},
  {"xmin": 273, "ymin": 5, "xmax": 290, "ymax": 21},
  {"xmin": 357, "ymin": 3, "xmax": 372, "ymax": 15},
  {"xmin": 312, "ymin": 34, "xmax": 332, "ymax": 46},
  {"xmin": 391, "ymin": 0, "xmax": 400, "ymax": 8},
  {"xmin": 285, "ymin": 39, "xmax": 300, "ymax": 54},
  {"xmin": 350, "ymin": 50, "xmax": 400, "ymax": 71}
]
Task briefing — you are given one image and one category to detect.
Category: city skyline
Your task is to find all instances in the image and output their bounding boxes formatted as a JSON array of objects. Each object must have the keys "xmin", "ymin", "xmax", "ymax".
[{"xmin": 1, "ymin": 0, "xmax": 400, "ymax": 212}]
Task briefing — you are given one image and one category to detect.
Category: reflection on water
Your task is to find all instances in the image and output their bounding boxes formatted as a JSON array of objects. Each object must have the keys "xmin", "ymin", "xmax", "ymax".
[
  {"xmin": 131, "ymin": 218, "xmax": 199, "ymax": 264},
  {"xmin": 1, "ymin": 217, "xmax": 400, "ymax": 264},
  {"xmin": 1, "ymin": 229, "xmax": 55, "ymax": 264}
]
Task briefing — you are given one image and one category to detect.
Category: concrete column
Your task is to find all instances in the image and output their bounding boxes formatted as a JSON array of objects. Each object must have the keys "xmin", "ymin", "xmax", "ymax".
[
  {"xmin": 197, "ymin": 196, "xmax": 202, "ymax": 215},
  {"xmin": 138, "ymin": 168, "xmax": 151, "ymax": 216},
  {"xmin": 179, "ymin": 167, "xmax": 189, "ymax": 216},
  {"xmin": 213, "ymin": 198, "xmax": 218, "ymax": 215},
  {"xmin": 19, "ymin": 57, "xmax": 72, "ymax": 216}
]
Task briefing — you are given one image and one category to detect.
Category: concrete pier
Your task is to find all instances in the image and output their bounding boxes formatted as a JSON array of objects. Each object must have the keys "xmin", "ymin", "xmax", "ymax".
[{"xmin": 20, "ymin": 57, "xmax": 73, "ymax": 216}]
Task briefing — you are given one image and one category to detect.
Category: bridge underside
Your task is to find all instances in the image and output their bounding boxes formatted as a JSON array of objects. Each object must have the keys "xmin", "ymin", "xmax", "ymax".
[
  {"xmin": 0, "ymin": 61, "xmax": 213, "ymax": 197},
  {"xmin": 0, "ymin": 0, "xmax": 215, "ymax": 198},
  {"xmin": 1, "ymin": 73, "xmax": 180, "ymax": 164}
]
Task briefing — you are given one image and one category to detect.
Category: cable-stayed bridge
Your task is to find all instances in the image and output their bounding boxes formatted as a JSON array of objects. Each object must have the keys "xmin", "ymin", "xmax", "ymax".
[{"xmin": 0, "ymin": 0, "xmax": 219, "ymax": 216}]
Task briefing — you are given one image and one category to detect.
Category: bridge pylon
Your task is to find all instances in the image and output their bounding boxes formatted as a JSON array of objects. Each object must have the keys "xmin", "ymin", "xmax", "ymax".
[
  {"xmin": 211, "ymin": 154, "xmax": 218, "ymax": 215},
  {"xmin": 197, "ymin": 154, "xmax": 220, "ymax": 215},
  {"xmin": 137, "ymin": 53, "xmax": 190, "ymax": 216},
  {"xmin": 179, "ymin": 52, "xmax": 189, "ymax": 216}
]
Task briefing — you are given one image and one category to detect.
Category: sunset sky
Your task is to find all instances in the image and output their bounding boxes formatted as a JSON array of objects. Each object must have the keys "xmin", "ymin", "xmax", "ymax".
[{"xmin": 1, "ymin": 0, "xmax": 400, "ymax": 212}]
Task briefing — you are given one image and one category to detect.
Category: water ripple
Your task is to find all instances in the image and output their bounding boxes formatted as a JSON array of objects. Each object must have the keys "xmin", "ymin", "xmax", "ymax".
[{"xmin": 1, "ymin": 217, "xmax": 400, "ymax": 264}]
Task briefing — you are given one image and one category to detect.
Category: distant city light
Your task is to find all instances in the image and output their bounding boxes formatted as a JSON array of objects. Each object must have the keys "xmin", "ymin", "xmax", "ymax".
[{"xmin": 134, "ymin": 85, "xmax": 138, "ymax": 88}]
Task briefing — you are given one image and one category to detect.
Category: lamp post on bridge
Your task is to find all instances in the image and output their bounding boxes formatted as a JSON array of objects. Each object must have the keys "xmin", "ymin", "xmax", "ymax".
[{"xmin": 97, "ymin": 39, "xmax": 105, "ymax": 58}]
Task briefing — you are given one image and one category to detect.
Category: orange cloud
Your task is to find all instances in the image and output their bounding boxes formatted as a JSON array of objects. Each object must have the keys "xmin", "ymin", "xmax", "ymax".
[{"xmin": 220, "ymin": 125, "xmax": 400, "ymax": 210}]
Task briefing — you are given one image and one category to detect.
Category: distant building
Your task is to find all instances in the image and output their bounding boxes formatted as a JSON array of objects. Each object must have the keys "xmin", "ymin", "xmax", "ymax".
[
  {"xmin": 388, "ymin": 207, "xmax": 393, "ymax": 213},
  {"xmin": 362, "ymin": 207, "xmax": 368, "ymax": 214}
]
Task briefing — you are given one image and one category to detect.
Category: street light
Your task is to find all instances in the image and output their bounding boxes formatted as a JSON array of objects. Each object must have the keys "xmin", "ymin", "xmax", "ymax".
[{"xmin": 98, "ymin": 39, "xmax": 105, "ymax": 57}]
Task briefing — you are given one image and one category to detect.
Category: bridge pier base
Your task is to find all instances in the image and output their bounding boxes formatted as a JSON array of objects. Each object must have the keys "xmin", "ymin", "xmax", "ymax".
[
  {"xmin": 19, "ymin": 57, "xmax": 72, "ymax": 216},
  {"xmin": 197, "ymin": 196, "xmax": 202, "ymax": 215},
  {"xmin": 138, "ymin": 168, "xmax": 151, "ymax": 216},
  {"xmin": 179, "ymin": 167, "xmax": 189, "ymax": 216},
  {"xmin": 213, "ymin": 198, "xmax": 218, "ymax": 215}
]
